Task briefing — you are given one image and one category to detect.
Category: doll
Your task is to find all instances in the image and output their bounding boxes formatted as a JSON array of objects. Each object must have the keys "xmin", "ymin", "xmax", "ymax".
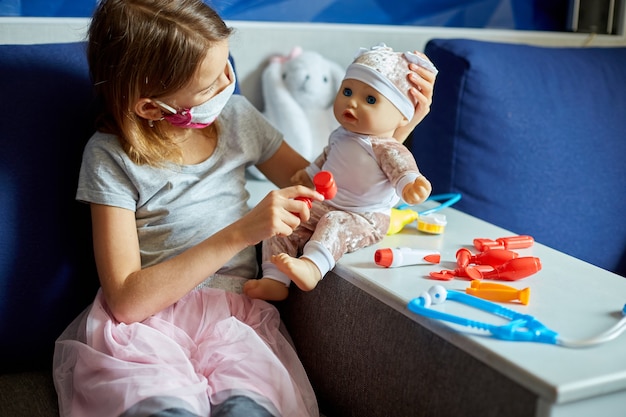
[{"xmin": 244, "ymin": 44, "xmax": 437, "ymax": 301}]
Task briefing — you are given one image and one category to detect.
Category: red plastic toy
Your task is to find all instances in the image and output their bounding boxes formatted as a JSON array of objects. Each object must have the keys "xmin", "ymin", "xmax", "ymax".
[
  {"xmin": 466, "ymin": 256, "xmax": 542, "ymax": 281},
  {"xmin": 429, "ymin": 236, "xmax": 541, "ymax": 282},
  {"xmin": 295, "ymin": 170, "xmax": 337, "ymax": 209},
  {"xmin": 473, "ymin": 235, "xmax": 534, "ymax": 252},
  {"xmin": 457, "ymin": 247, "xmax": 518, "ymax": 267},
  {"xmin": 313, "ymin": 171, "xmax": 337, "ymax": 199},
  {"xmin": 374, "ymin": 247, "xmax": 440, "ymax": 268},
  {"xmin": 430, "ymin": 248, "xmax": 517, "ymax": 280}
]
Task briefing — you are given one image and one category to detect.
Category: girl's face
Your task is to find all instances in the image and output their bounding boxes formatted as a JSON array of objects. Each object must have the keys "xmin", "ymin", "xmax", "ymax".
[
  {"xmin": 333, "ymin": 78, "xmax": 407, "ymax": 138},
  {"xmin": 159, "ymin": 39, "xmax": 231, "ymax": 111}
]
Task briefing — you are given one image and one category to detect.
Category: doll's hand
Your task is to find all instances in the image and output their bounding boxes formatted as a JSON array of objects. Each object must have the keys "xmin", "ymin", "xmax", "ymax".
[
  {"xmin": 290, "ymin": 169, "xmax": 314, "ymax": 188},
  {"xmin": 239, "ymin": 185, "xmax": 323, "ymax": 245},
  {"xmin": 402, "ymin": 176, "xmax": 432, "ymax": 206},
  {"xmin": 394, "ymin": 52, "xmax": 437, "ymax": 143}
]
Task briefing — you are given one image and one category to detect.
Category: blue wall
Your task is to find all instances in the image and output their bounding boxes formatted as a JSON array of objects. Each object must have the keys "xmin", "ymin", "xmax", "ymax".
[
  {"xmin": 0, "ymin": 0, "xmax": 96, "ymax": 17},
  {"xmin": 0, "ymin": 0, "xmax": 569, "ymax": 32}
]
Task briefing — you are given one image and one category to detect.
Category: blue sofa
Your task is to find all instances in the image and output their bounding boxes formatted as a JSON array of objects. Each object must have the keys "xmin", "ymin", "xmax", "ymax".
[
  {"xmin": 0, "ymin": 38, "xmax": 625, "ymax": 416},
  {"xmin": 412, "ymin": 38, "xmax": 626, "ymax": 278}
]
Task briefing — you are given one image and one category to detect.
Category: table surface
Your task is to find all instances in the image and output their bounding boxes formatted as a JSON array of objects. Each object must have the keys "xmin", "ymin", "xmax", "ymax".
[{"xmin": 246, "ymin": 179, "xmax": 626, "ymax": 406}]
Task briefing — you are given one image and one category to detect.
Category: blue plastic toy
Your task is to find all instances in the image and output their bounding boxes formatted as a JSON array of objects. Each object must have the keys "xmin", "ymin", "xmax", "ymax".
[{"xmin": 408, "ymin": 285, "xmax": 626, "ymax": 348}]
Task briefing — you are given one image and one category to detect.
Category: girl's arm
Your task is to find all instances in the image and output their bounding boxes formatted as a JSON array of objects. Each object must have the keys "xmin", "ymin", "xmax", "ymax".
[
  {"xmin": 256, "ymin": 141, "xmax": 310, "ymax": 188},
  {"xmin": 91, "ymin": 182, "xmax": 322, "ymax": 323},
  {"xmin": 91, "ymin": 203, "xmax": 253, "ymax": 323}
]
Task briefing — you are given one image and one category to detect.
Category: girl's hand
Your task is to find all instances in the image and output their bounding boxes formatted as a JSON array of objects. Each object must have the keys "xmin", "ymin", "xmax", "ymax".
[
  {"xmin": 238, "ymin": 185, "xmax": 323, "ymax": 245},
  {"xmin": 394, "ymin": 52, "xmax": 437, "ymax": 143},
  {"xmin": 402, "ymin": 176, "xmax": 432, "ymax": 206}
]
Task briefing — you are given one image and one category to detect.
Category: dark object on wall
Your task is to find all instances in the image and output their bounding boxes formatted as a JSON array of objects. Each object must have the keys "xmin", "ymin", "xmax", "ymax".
[{"xmin": 568, "ymin": 0, "xmax": 624, "ymax": 34}]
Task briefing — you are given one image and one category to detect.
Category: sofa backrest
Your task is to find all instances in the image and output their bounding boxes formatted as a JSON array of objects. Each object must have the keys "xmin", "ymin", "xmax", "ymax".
[
  {"xmin": 411, "ymin": 38, "xmax": 626, "ymax": 276},
  {"xmin": 0, "ymin": 42, "xmax": 99, "ymax": 372}
]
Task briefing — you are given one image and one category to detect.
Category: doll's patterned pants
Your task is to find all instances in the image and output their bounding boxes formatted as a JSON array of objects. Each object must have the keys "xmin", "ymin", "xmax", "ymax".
[{"xmin": 262, "ymin": 201, "xmax": 390, "ymax": 280}]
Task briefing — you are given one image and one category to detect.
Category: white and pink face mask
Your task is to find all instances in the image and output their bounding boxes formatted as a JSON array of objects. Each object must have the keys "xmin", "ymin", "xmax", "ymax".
[{"xmin": 155, "ymin": 62, "xmax": 236, "ymax": 129}]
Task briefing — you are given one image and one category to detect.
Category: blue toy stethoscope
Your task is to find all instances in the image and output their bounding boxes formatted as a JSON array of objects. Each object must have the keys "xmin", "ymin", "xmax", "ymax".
[
  {"xmin": 397, "ymin": 193, "xmax": 462, "ymax": 216},
  {"xmin": 408, "ymin": 285, "xmax": 626, "ymax": 348}
]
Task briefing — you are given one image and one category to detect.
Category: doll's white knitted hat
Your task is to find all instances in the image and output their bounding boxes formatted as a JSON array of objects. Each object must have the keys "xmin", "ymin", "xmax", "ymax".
[{"xmin": 344, "ymin": 43, "xmax": 438, "ymax": 120}]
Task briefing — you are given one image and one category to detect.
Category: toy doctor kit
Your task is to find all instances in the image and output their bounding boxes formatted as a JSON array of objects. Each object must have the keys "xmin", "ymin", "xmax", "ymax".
[
  {"xmin": 374, "ymin": 247, "xmax": 440, "ymax": 268},
  {"xmin": 408, "ymin": 285, "xmax": 626, "ymax": 348},
  {"xmin": 465, "ymin": 281, "xmax": 530, "ymax": 305},
  {"xmin": 388, "ymin": 193, "xmax": 461, "ymax": 235},
  {"xmin": 473, "ymin": 235, "xmax": 534, "ymax": 252},
  {"xmin": 430, "ymin": 247, "xmax": 542, "ymax": 281}
]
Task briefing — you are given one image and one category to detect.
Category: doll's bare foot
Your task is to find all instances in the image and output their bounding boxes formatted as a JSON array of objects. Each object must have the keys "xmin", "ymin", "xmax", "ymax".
[
  {"xmin": 271, "ymin": 253, "xmax": 322, "ymax": 291},
  {"xmin": 243, "ymin": 278, "xmax": 289, "ymax": 301}
]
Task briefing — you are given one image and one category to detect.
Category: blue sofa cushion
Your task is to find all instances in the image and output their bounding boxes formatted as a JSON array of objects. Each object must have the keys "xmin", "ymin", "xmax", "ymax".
[
  {"xmin": 411, "ymin": 39, "xmax": 626, "ymax": 276},
  {"xmin": 0, "ymin": 42, "xmax": 99, "ymax": 372}
]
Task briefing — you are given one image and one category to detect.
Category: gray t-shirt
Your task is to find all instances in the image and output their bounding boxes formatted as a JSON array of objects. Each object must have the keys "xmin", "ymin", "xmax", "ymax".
[{"xmin": 76, "ymin": 95, "xmax": 283, "ymax": 281}]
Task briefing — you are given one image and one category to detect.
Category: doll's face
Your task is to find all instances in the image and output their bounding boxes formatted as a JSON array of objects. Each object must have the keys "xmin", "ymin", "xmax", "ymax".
[{"xmin": 333, "ymin": 78, "xmax": 408, "ymax": 138}]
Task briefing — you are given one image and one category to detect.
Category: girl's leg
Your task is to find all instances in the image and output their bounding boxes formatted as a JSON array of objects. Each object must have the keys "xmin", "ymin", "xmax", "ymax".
[
  {"xmin": 55, "ymin": 289, "xmax": 317, "ymax": 417},
  {"xmin": 119, "ymin": 393, "xmax": 275, "ymax": 417},
  {"xmin": 211, "ymin": 395, "xmax": 274, "ymax": 417}
]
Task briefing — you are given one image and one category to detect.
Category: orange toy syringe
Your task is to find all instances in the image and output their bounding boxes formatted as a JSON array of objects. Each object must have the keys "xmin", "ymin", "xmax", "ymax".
[{"xmin": 465, "ymin": 280, "xmax": 530, "ymax": 305}]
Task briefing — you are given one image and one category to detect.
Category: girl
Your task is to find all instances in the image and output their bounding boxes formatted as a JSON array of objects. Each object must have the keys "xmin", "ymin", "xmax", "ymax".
[{"xmin": 53, "ymin": 1, "xmax": 435, "ymax": 416}]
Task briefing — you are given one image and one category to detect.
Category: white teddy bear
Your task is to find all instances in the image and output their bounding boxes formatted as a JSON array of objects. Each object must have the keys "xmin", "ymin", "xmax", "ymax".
[{"xmin": 248, "ymin": 47, "xmax": 345, "ymax": 179}]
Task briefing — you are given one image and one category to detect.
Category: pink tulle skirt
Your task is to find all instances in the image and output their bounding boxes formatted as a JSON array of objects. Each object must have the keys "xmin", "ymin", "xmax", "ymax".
[{"xmin": 53, "ymin": 287, "xmax": 318, "ymax": 417}]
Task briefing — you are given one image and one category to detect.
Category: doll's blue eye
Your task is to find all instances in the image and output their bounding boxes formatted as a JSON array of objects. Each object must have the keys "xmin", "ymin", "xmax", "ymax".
[
  {"xmin": 343, "ymin": 88, "xmax": 352, "ymax": 97},
  {"xmin": 366, "ymin": 96, "xmax": 376, "ymax": 104}
]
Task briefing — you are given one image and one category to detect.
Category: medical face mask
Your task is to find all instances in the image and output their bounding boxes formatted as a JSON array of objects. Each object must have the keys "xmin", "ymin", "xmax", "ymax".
[{"xmin": 156, "ymin": 62, "xmax": 236, "ymax": 129}]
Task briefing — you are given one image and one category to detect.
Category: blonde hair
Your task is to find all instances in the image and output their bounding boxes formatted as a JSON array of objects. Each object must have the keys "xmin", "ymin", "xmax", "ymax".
[{"xmin": 87, "ymin": 0, "xmax": 233, "ymax": 166}]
